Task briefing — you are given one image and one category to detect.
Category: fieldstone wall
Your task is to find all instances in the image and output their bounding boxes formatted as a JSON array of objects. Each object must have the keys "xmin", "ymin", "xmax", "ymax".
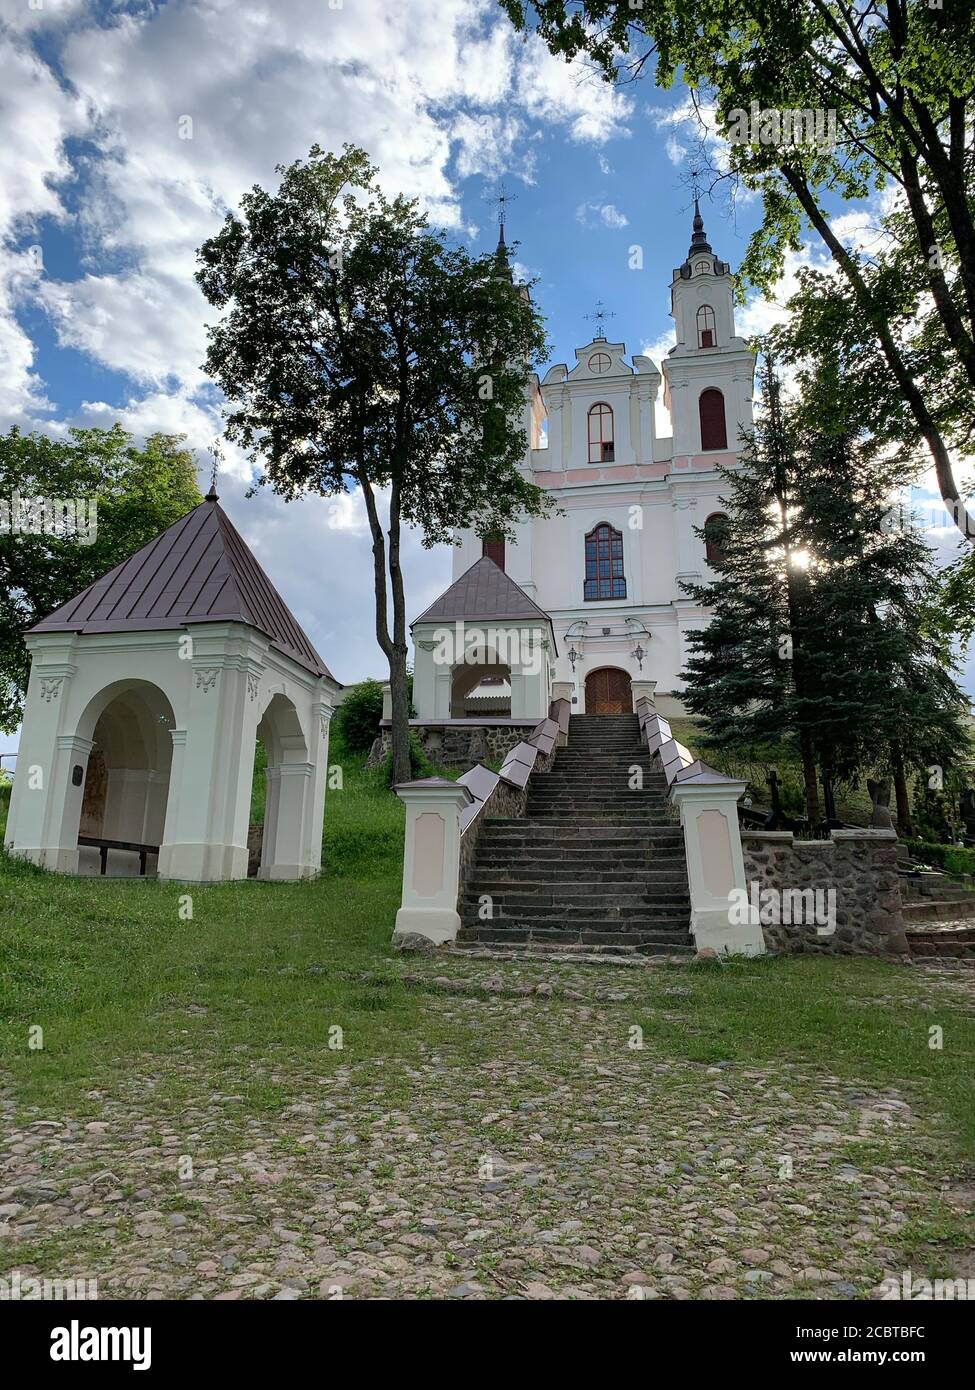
[
  {"xmin": 369, "ymin": 722, "xmax": 534, "ymax": 769},
  {"xmin": 742, "ymin": 829, "xmax": 909, "ymax": 956}
]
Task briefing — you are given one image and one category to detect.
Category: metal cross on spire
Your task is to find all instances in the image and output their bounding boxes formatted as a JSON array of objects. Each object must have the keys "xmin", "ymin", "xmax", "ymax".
[
  {"xmin": 490, "ymin": 180, "xmax": 518, "ymax": 229},
  {"xmin": 484, "ymin": 181, "xmax": 518, "ymax": 249},
  {"xmin": 584, "ymin": 299, "xmax": 616, "ymax": 340}
]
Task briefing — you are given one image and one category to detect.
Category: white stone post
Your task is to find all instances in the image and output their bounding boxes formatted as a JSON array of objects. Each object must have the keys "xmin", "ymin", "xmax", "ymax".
[
  {"xmin": 552, "ymin": 681, "xmax": 573, "ymax": 702},
  {"xmin": 393, "ymin": 779, "xmax": 472, "ymax": 945},
  {"xmin": 631, "ymin": 679, "xmax": 657, "ymax": 711},
  {"xmin": 301, "ymin": 702, "xmax": 332, "ymax": 874},
  {"xmin": 670, "ymin": 776, "xmax": 765, "ymax": 956},
  {"xmin": 260, "ymin": 762, "xmax": 312, "ymax": 879},
  {"xmin": 159, "ymin": 625, "xmax": 260, "ymax": 881},
  {"xmin": 381, "ymin": 684, "xmax": 392, "ymax": 720},
  {"xmin": 37, "ymin": 733, "xmax": 93, "ymax": 872}
]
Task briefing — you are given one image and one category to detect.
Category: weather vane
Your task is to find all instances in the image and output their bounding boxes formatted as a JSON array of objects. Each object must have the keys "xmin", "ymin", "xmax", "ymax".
[
  {"xmin": 206, "ymin": 438, "xmax": 223, "ymax": 500},
  {"xmin": 584, "ymin": 299, "xmax": 616, "ymax": 340}
]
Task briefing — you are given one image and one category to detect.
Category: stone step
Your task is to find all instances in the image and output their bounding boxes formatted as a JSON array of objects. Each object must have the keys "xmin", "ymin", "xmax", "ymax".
[
  {"xmin": 474, "ymin": 846, "xmax": 678, "ymax": 861},
  {"xmin": 464, "ymin": 885, "xmax": 690, "ymax": 905},
  {"xmin": 525, "ymin": 803, "xmax": 671, "ymax": 814},
  {"xmin": 462, "ymin": 903, "xmax": 691, "ymax": 924},
  {"xmin": 480, "ymin": 824, "xmax": 682, "ymax": 838},
  {"xmin": 469, "ymin": 868, "xmax": 688, "ymax": 886},
  {"xmin": 527, "ymin": 789, "xmax": 670, "ymax": 798},
  {"xmin": 534, "ymin": 781, "xmax": 663, "ymax": 789},
  {"xmin": 484, "ymin": 811, "xmax": 681, "ymax": 822},
  {"xmin": 902, "ymin": 882, "xmax": 975, "ymax": 902},
  {"xmin": 474, "ymin": 862, "xmax": 688, "ymax": 878},
  {"xmin": 457, "ymin": 927, "xmax": 694, "ymax": 954},
  {"xmin": 473, "ymin": 860, "xmax": 687, "ymax": 876},
  {"xmin": 902, "ymin": 898, "xmax": 975, "ymax": 923},
  {"xmin": 528, "ymin": 787, "xmax": 669, "ymax": 797},
  {"xmin": 907, "ymin": 928, "xmax": 975, "ymax": 957},
  {"xmin": 542, "ymin": 759, "xmax": 657, "ymax": 765}
]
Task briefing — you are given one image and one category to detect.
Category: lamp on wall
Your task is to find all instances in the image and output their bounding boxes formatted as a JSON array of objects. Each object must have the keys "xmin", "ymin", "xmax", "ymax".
[{"xmin": 567, "ymin": 646, "xmax": 580, "ymax": 672}]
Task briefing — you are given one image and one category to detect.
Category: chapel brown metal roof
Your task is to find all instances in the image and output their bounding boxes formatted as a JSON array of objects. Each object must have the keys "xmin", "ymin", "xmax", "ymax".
[
  {"xmin": 29, "ymin": 494, "xmax": 335, "ymax": 681},
  {"xmin": 412, "ymin": 555, "xmax": 553, "ymax": 628}
]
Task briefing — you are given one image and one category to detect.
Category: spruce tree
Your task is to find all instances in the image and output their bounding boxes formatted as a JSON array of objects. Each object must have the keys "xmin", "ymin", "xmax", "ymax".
[{"xmin": 681, "ymin": 354, "xmax": 970, "ymax": 830}]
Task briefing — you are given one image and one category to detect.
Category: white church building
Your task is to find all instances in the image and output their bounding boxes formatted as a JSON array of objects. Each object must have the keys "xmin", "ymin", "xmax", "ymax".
[{"xmin": 407, "ymin": 203, "xmax": 755, "ymax": 745}]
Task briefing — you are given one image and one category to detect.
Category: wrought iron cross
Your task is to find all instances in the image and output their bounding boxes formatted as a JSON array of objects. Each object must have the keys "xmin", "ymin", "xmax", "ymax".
[
  {"xmin": 486, "ymin": 181, "xmax": 518, "ymax": 231},
  {"xmin": 584, "ymin": 299, "xmax": 616, "ymax": 340}
]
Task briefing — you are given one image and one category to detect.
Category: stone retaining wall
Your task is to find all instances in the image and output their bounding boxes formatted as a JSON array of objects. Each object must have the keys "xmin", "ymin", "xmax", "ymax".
[
  {"xmin": 369, "ymin": 722, "xmax": 533, "ymax": 769},
  {"xmin": 742, "ymin": 829, "xmax": 909, "ymax": 956}
]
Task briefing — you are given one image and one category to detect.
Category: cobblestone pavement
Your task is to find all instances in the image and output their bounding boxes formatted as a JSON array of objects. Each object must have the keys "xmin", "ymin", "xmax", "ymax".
[{"xmin": 1, "ymin": 957, "xmax": 972, "ymax": 1301}]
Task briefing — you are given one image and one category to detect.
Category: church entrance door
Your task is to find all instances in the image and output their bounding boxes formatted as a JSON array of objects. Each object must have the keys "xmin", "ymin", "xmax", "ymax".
[{"xmin": 585, "ymin": 667, "xmax": 632, "ymax": 715}]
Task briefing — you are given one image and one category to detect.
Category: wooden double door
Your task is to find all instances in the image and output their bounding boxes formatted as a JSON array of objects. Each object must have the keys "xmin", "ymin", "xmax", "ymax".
[{"xmin": 585, "ymin": 667, "xmax": 632, "ymax": 715}]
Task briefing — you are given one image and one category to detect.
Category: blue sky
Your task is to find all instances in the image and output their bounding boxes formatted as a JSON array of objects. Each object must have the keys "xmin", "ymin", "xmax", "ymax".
[{"xmin": 0, "ymin": 0, "xmax": 970, "ymax": 763}]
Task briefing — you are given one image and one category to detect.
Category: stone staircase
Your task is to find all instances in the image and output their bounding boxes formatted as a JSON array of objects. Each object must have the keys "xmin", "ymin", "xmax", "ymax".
[
  {"xmin": 901, "ymin": 869, "xmax": 975, "ymax": 959},
  {"xmin": 457, "ymin": 714, "xmax": 693, "ymax": 956}
]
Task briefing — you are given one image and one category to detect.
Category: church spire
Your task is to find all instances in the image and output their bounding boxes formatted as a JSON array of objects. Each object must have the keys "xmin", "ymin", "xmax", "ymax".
[
  {"xmin": 494, "ymin": 220, "xmax": 513, "ymax": 281},
  {"xmin": 687, "ymin": 196, "xmax": 712, "ymax": 257}
]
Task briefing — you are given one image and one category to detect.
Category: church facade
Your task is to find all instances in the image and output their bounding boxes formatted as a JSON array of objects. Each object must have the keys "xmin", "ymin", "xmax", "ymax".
[{"xmin": 449, "ymin": 204, "xmax": 755, "ymax": 718}]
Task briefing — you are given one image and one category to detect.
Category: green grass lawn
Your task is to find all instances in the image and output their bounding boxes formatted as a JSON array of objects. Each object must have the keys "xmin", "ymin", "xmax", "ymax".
[{"xmin": 0, "ymin": 739, "xmax": 973, "ymax": 1154}]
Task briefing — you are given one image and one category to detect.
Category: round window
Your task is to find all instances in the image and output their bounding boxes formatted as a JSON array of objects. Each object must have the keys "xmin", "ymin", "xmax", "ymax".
[{"xmin": 589, "ymin": 352, "xmax": 611, "ymax": 373}]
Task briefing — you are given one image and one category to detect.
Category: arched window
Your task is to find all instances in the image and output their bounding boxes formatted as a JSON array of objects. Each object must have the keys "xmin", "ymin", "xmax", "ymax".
[
  {"xmin": 699, "ymin": 388, "xmax": 728, "ymax": 451},
  {"xmin": 704, "ymin": 512, "xmax": 729, "ymax": 567},
  {"xmin": 588, "ymin": 403, "xmax": 615, "ymax": 463},
  {"xmin": 584, "ymin": 523, "xmax": 626, "ymax": 601},
  {"xmin": 697, "ymin": 305, "xmax": 716, "ymax": 348},
  {"xmin": 482, "ymin": 534, "xmax": 505, "ymax": 570}
]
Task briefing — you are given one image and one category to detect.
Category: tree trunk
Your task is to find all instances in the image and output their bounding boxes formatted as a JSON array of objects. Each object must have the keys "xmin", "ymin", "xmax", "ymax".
[
  {"xmin": 386, "ymin": 477, "xmax": 412, "ymax": 787},
  {"xmin": 386, "ymin": 647, "xmax": 412, "ymax": 787},
  {"xmin": 800, "ymin": 731, "xmax": 821, "ymax": 825},
  {"xmin": 357, "ymin": 468, "xmax": 412, "ymax": 784},
  {"xmin": 891, "ymin": 745, "xmax": 914, "ymax": 839}
]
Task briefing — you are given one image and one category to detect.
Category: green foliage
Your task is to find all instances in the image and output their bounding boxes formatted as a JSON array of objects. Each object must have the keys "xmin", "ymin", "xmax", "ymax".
[
  {"xmin": 334, "ymin": 678, "xmax": 386, "ymax": 754},
  {"xmin": 500, "ymin": 1, "xmax": 975, "ymax": 540},
  {"xmin": 0, "ymin": 427, "xmax": 201, "ymax": 731},
  {"xmin": 249, "ymin": 740, "xmax": 268, "ymax": 823},
  {"xmin": 380, "ymin": 731, "xmax": 442, "ymax": 788},
  {"xmin": 903, "ymin": 839, "xmax": 975, "ymax": 878},
  {"xmin": 196, "ymin": 143, "xmax": 554, "ymax": 784}
]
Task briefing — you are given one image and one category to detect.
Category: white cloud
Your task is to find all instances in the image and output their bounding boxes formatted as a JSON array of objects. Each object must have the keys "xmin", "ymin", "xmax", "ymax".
[
  {"xmin": 0, "ymin": 0, "xmax": 631, "ymax": 413},
  {"xmin": 0, "ymin": 0, "xmax": 629, "ymax": 690},
  {"xmin": 0, "ymin": 35, "xmax": 82, "ymax": 427},
  {"xmin": 576, "ymin": 201, "xmax": 629, "ymax": 230},
  {"xmin": 515, "ymin": 35, "xmax": 632, "ymax": 144}
]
